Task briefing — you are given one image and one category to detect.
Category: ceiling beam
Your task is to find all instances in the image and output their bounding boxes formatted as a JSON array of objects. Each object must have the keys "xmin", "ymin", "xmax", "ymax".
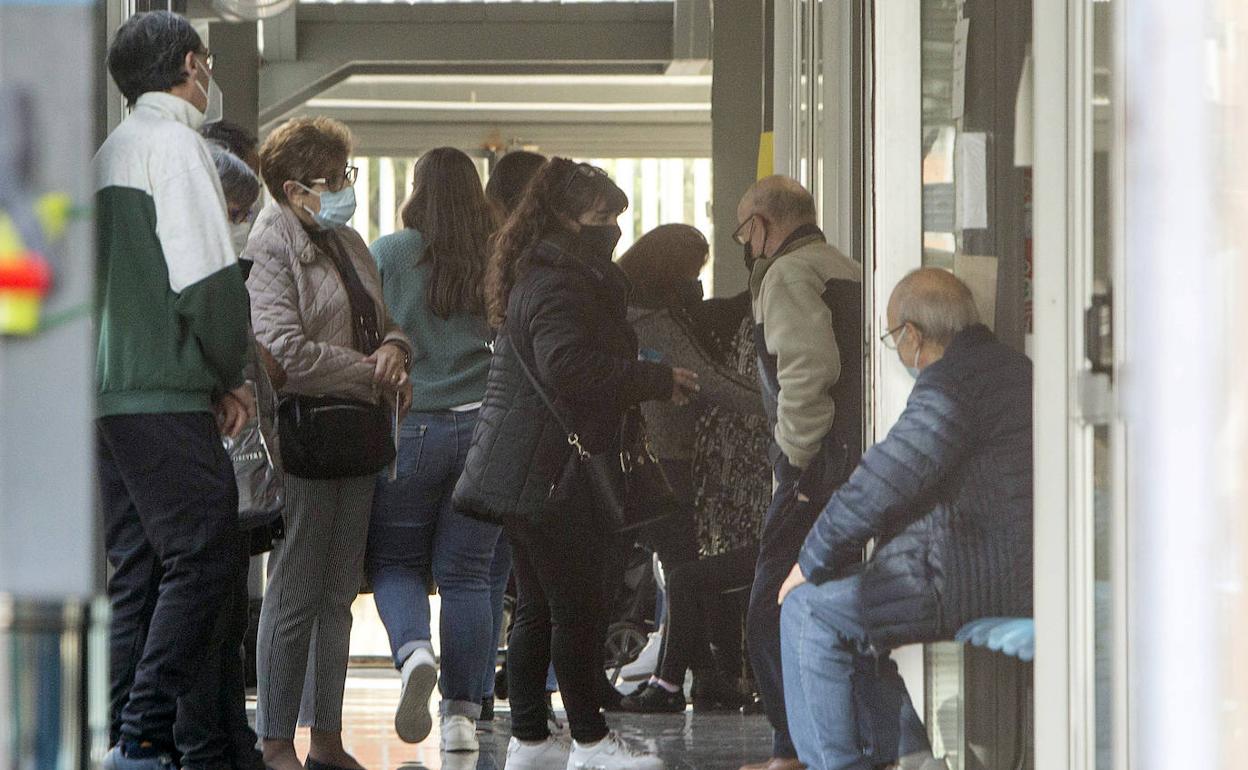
[{"xmin": 259, "ymin": 2, "xmax": 675, "ymax": 125}]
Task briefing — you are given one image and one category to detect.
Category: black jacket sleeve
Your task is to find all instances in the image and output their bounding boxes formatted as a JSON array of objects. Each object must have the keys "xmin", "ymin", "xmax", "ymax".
[{"xmin": 527, "ymin": 276, "xmax": 673, "ymax": 407}]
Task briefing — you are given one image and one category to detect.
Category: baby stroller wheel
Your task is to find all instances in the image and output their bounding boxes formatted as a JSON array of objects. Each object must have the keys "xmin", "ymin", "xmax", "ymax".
[{"xmin": 603, "ymin": 620, "xmax": 649, "ymax": 685}]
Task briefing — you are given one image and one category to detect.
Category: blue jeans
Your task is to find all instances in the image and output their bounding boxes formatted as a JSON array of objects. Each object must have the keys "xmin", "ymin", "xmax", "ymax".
[
  {"xmin": 367, "ymin": 410, "xmax": 502, "ymax": 718},
  {"xmin": 780, "ymin": 576, "xmax": 930, "ymax": 770}
]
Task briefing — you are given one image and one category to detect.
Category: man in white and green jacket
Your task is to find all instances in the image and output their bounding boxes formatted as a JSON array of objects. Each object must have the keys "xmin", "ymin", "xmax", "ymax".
[{"xmin": 94, "ymin": 11, "xmax": 255, "ymax": 770}]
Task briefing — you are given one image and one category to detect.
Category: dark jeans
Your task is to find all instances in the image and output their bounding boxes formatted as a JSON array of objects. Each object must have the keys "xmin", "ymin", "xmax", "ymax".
[
  {"xmin": 506, "ymin": 505, "xmax": 614, "ymax": 744},
  {"xmin": 657, "ymin": 546, "xmax": 756, "ymax": 685},
  {"xmin": 746, "ymin": 457, "xmax": 822, "ymax": 760},
  {"xmin": 175, "ymin": 542, "xmax": 262, "ymax": 770},
  {"xmin": 101, "ymin": 412, "xmax": 241, "ymax": 752}
]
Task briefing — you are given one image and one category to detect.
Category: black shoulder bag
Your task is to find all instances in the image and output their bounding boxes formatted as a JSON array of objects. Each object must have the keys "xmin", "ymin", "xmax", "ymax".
[
  {"xmin": 277, "ymin": 235, "xmax": 396, "ymax": 480},
  {"xmin": 510, "ymin": 335, "xmax": 679, "ymax": 534}
]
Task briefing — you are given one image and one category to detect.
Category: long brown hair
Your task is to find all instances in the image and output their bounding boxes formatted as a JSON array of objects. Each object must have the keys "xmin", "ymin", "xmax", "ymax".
[
  {"xmin": 400, "ymin": 147, "xmax": 497, "ymax": 319},
  {"xmin": 617, "ymin": 224, "xmax": 709, "ymax": 309},
  {"xmin": 485, "ymin": 158, "xmax": 628, "ymax": 328}
]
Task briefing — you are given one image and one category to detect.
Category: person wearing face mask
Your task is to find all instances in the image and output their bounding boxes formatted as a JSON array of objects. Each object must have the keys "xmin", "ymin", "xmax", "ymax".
[
  {"xmin": 245, "ymin": 116, "xmax": 413, "ymax": 770},
  {"xmin": 158, "ymin": 143, "xmax": 269, "ymax": 770},
  {"xmin": 613, "ymin": 223, "xmax": 765, "ymax": 712},
  {"xmin": 454, "ymin": 159, "xmax": 699, "ymax": 770},
  {"xmin": 94, "ymin": 12, "xmax": 255, "ymax": 770},
  {"xmin": 733, "ymin": 176, "xmax": 864, "ymax": 770},
  {"xmin": 775, "ymin": 268, "xmax": 1033, "ymax": 770}
]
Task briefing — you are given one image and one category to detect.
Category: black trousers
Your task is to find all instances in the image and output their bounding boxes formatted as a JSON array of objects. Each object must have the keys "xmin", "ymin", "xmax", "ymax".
[
  {"xmin": 746, "ymin": 458, "xmax": 821, "ymax": 760},
  {"xmin": 506, "ymin": 506, "xmax": 614, "ymax": 744},
  {"xmin": 174, "ymin": 541, "xmax": 262, "ymax": 770},
  {"xmin": 100, "ymin": 412, "xmax": 242, "ymax": 753},
  {"xmin": 656, "ymin": 546, "xmax": 756, "ymax": 685}
]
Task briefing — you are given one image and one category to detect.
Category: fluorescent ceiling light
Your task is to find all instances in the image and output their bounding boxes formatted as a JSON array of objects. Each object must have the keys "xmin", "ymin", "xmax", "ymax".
[
  {"xmin": 304, "ymin": 98, "xmax": 710, "ymax": 112},
  {"xmin": 342, "ymin": 74, "xmax": 712, "ymax": 87}
]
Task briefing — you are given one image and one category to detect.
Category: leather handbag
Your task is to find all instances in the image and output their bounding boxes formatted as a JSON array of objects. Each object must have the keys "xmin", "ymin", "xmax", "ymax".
[
  {"xmin": 275, "ymin": 234, "xmax": 397, "ymax": 481},
  {"xmin": 511, "ymin": 336, "xmax": 680, "ymax": 534},
  {"xmin": 277, "ymin": 394, "xmax": 395, "ymax": 480}
]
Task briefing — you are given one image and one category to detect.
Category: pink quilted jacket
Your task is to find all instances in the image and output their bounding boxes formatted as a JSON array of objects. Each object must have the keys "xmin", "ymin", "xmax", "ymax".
[{"xmin": 244, "ymin": 203, "xmax": 410, "ymax": 403}]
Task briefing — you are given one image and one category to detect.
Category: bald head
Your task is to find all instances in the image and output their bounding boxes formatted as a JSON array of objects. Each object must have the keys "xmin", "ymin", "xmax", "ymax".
[
  {"xmin": 887, "ymin": 268, "xmax": 980, "ymax": 347},
  {"xmin": 738, "ymin": 175, "xmax": 818, "ymax": 229}
]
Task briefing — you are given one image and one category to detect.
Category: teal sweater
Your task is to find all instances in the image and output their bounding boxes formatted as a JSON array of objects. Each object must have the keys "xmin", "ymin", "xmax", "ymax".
[{"xmin": 371, "ymin": 229, "xmax": 491, "ymax": 411}]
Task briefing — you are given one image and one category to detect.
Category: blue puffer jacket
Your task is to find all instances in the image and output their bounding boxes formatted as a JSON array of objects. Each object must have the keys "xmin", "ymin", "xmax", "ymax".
[{"xmin": 797, "ymin": 324, "xmax": 1033, "ymax": 648}]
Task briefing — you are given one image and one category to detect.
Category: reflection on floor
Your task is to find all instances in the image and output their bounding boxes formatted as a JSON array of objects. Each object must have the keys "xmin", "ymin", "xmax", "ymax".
[{"xmin": 277, "ymin": 669, "xmax": 774, "ymax": 770}]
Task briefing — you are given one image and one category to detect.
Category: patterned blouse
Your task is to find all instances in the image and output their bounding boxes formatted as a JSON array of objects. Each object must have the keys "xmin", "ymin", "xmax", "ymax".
[{"xmin": 690, "ymin": 316, "xmax": 773, "ymax": 557}]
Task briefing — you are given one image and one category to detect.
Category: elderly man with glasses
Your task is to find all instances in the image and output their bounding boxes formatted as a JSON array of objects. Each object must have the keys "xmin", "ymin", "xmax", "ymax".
[
  {"xmin": 777, "ymin": 268, "xmax": 1033, "ymax": 770},
  {"xmin": 732, "ymin": 175, "xmax": 865, "ymax": 770}
]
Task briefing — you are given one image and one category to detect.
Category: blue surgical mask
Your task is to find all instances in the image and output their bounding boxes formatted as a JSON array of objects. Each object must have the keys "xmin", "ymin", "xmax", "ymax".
[{"xmin": 296, "ymin": 182, "xmax": 357, "ymax": 231}]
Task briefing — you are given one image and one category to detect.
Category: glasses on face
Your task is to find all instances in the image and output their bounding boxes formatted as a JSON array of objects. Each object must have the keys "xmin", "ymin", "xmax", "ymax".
[
  {"xmin": 306, "ymin": 165, "xmax": 359, "ymax": 192},
  {"xmin": 880, "ymin": 323, "xmax": 916, "ymax": 350},
  {"xmin": 227, "ymin": 204, "xmax": 254, "ymax": 225},
  {"xmin": 732, "ymin": 215, "xmax": 756, "ymax": 245},
  {"xmin": 196, "ymin": 49, "xmax": 215, "ymax": 71}
]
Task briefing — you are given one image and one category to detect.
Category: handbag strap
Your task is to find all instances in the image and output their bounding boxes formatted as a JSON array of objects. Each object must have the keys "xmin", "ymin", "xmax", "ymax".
[{"xmin": 507, "ymin": 330, "xmax": 590, "ymax": 459}]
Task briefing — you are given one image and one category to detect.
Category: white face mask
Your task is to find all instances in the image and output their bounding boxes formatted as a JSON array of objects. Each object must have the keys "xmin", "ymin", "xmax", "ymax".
[
  {"xmin": 230, "ymin": 220, "xmax": 253, "ymax": 257},
  {"xmin": 193, "ymin": 59, "xmax": 224, "ymax": 125}
]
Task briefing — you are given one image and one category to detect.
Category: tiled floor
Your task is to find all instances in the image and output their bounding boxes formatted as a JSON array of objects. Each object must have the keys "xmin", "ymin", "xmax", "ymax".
[{"xmin": 278, "ymin": 669, "xmax": 775, "ymax": 770}]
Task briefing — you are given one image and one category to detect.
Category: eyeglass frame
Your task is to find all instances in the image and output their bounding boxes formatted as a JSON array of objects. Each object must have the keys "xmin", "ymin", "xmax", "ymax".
[
  {"xmin": 880, "ymin": 321, "xmax": 923, "ymax": 350},
  {"xmin": 194, "ymin": 49, "xmax": 215, "ymax": 71},
  {"xmin": 304, "ymin": 165, "xmax": 359, "ymax": 192},
  {"xmin": 732, "ymin": 214, "xmax": 762, "ymax": 246},
  {"xmin": 227, "ymin": 204, "xmax": 254, "ymax": 225}
]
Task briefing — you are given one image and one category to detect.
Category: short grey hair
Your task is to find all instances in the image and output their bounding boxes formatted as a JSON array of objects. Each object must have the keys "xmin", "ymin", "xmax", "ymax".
[
  {"xmin": 891, "ymin": 268, "xmax": 981, "ymax": 346},
  {"xmin": 208, "ymin": 142, "xmax": 261, "ymax": 211},
  {"xmin": 745, "ymin": 175, "xmax": 817, "ymax": 226}
]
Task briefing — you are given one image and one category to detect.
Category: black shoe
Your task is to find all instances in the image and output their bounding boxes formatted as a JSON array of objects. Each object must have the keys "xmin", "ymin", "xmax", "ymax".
[
  {"xmin": 620, "ymin": 683, "xmax": 686, "ymax": 713},
  {"xmin": 305, "ymin": 758, "xmax": 363, "ymax": 770},
  {"xmin": 692, "ymin": 673, "xmax": 749, "ymax": 712},
  {"xmin": 739, "ymin": 695, "xmax": 765, "ymax": 715}
]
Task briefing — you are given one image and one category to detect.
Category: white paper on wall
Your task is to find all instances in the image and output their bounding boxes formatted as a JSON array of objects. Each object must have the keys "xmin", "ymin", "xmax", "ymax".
[
  {"xmin": 954, "ymin": 254, "xmax": 999, "ymax": 330},
  {"xmin": 955, "ymin": 131, "xmax": 989, "ymax": 230}
]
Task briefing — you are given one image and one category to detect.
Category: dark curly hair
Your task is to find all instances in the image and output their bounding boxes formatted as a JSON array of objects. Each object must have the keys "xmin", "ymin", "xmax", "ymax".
[{"xmin": 485, "ymin": 158, "xmax": 628, "ymax": 328}]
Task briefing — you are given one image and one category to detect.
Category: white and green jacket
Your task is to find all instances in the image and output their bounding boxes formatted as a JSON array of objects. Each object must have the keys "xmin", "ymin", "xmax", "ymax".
[{"xmin": 93, "ymin": 92, "xmax": 250, "ymax": 417}]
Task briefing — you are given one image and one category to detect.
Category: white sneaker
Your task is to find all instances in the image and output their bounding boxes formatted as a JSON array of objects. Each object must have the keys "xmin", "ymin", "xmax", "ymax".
[
  {"xmin": 506, "ymin": 735, "xmax": 572, "ymax": 770},
  {"xmin": 568, "ymin": 731, "xmax": 664, "ymax": 770},
  {"xmin": 618, "ymin": 630, "xmax": 663, "ymax": 682},
  {"xmin": 440, "ymin": 714, "xmax": 480, "ymax": 752},
  {"xmin": 395, "ymin": 646, "xmax": 437, "ymax": 743}
]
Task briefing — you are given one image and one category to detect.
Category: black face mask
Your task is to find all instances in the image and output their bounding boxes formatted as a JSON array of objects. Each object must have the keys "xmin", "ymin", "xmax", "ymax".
[
  {"xmin": 579, "ymin": 223, "xmax": 622, "ymax": 260},
  {"xmin": 677, "ymin": 279, "xmax": 704, "ymax": 307}
]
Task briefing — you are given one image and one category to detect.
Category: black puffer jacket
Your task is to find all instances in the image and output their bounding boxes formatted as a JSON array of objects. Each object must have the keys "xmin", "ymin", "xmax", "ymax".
[
  {"xmin": 453, "ymin": 232, "xmax": 674, "ymax": 524},
  {"xmin": 797, "ymin": 325, "xmax": 1033, "ymax": 648}
]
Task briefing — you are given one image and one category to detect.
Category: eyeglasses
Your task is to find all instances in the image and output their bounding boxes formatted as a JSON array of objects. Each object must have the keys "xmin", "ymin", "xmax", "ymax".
[
  {"xmin": 880, "ymin": 323, "xmax": 917, "ymax": 350},
  {"xmin": 306, "ymin": 165, "xmax": 359, "ymax": 191},
  {"xmin": 561, "ymin": 163, "xmax": 608, "ymax": 196},
  {"xmin": 227, "ymin": 201, "xmax": 259, "ymax": 225},
  {"xmin": 196, "ymin": 49, "xmax": 215, "ymax": 70},
  {"xmin": 732, "ymin": 215, "xmax": 756, "ymax": 245}
]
